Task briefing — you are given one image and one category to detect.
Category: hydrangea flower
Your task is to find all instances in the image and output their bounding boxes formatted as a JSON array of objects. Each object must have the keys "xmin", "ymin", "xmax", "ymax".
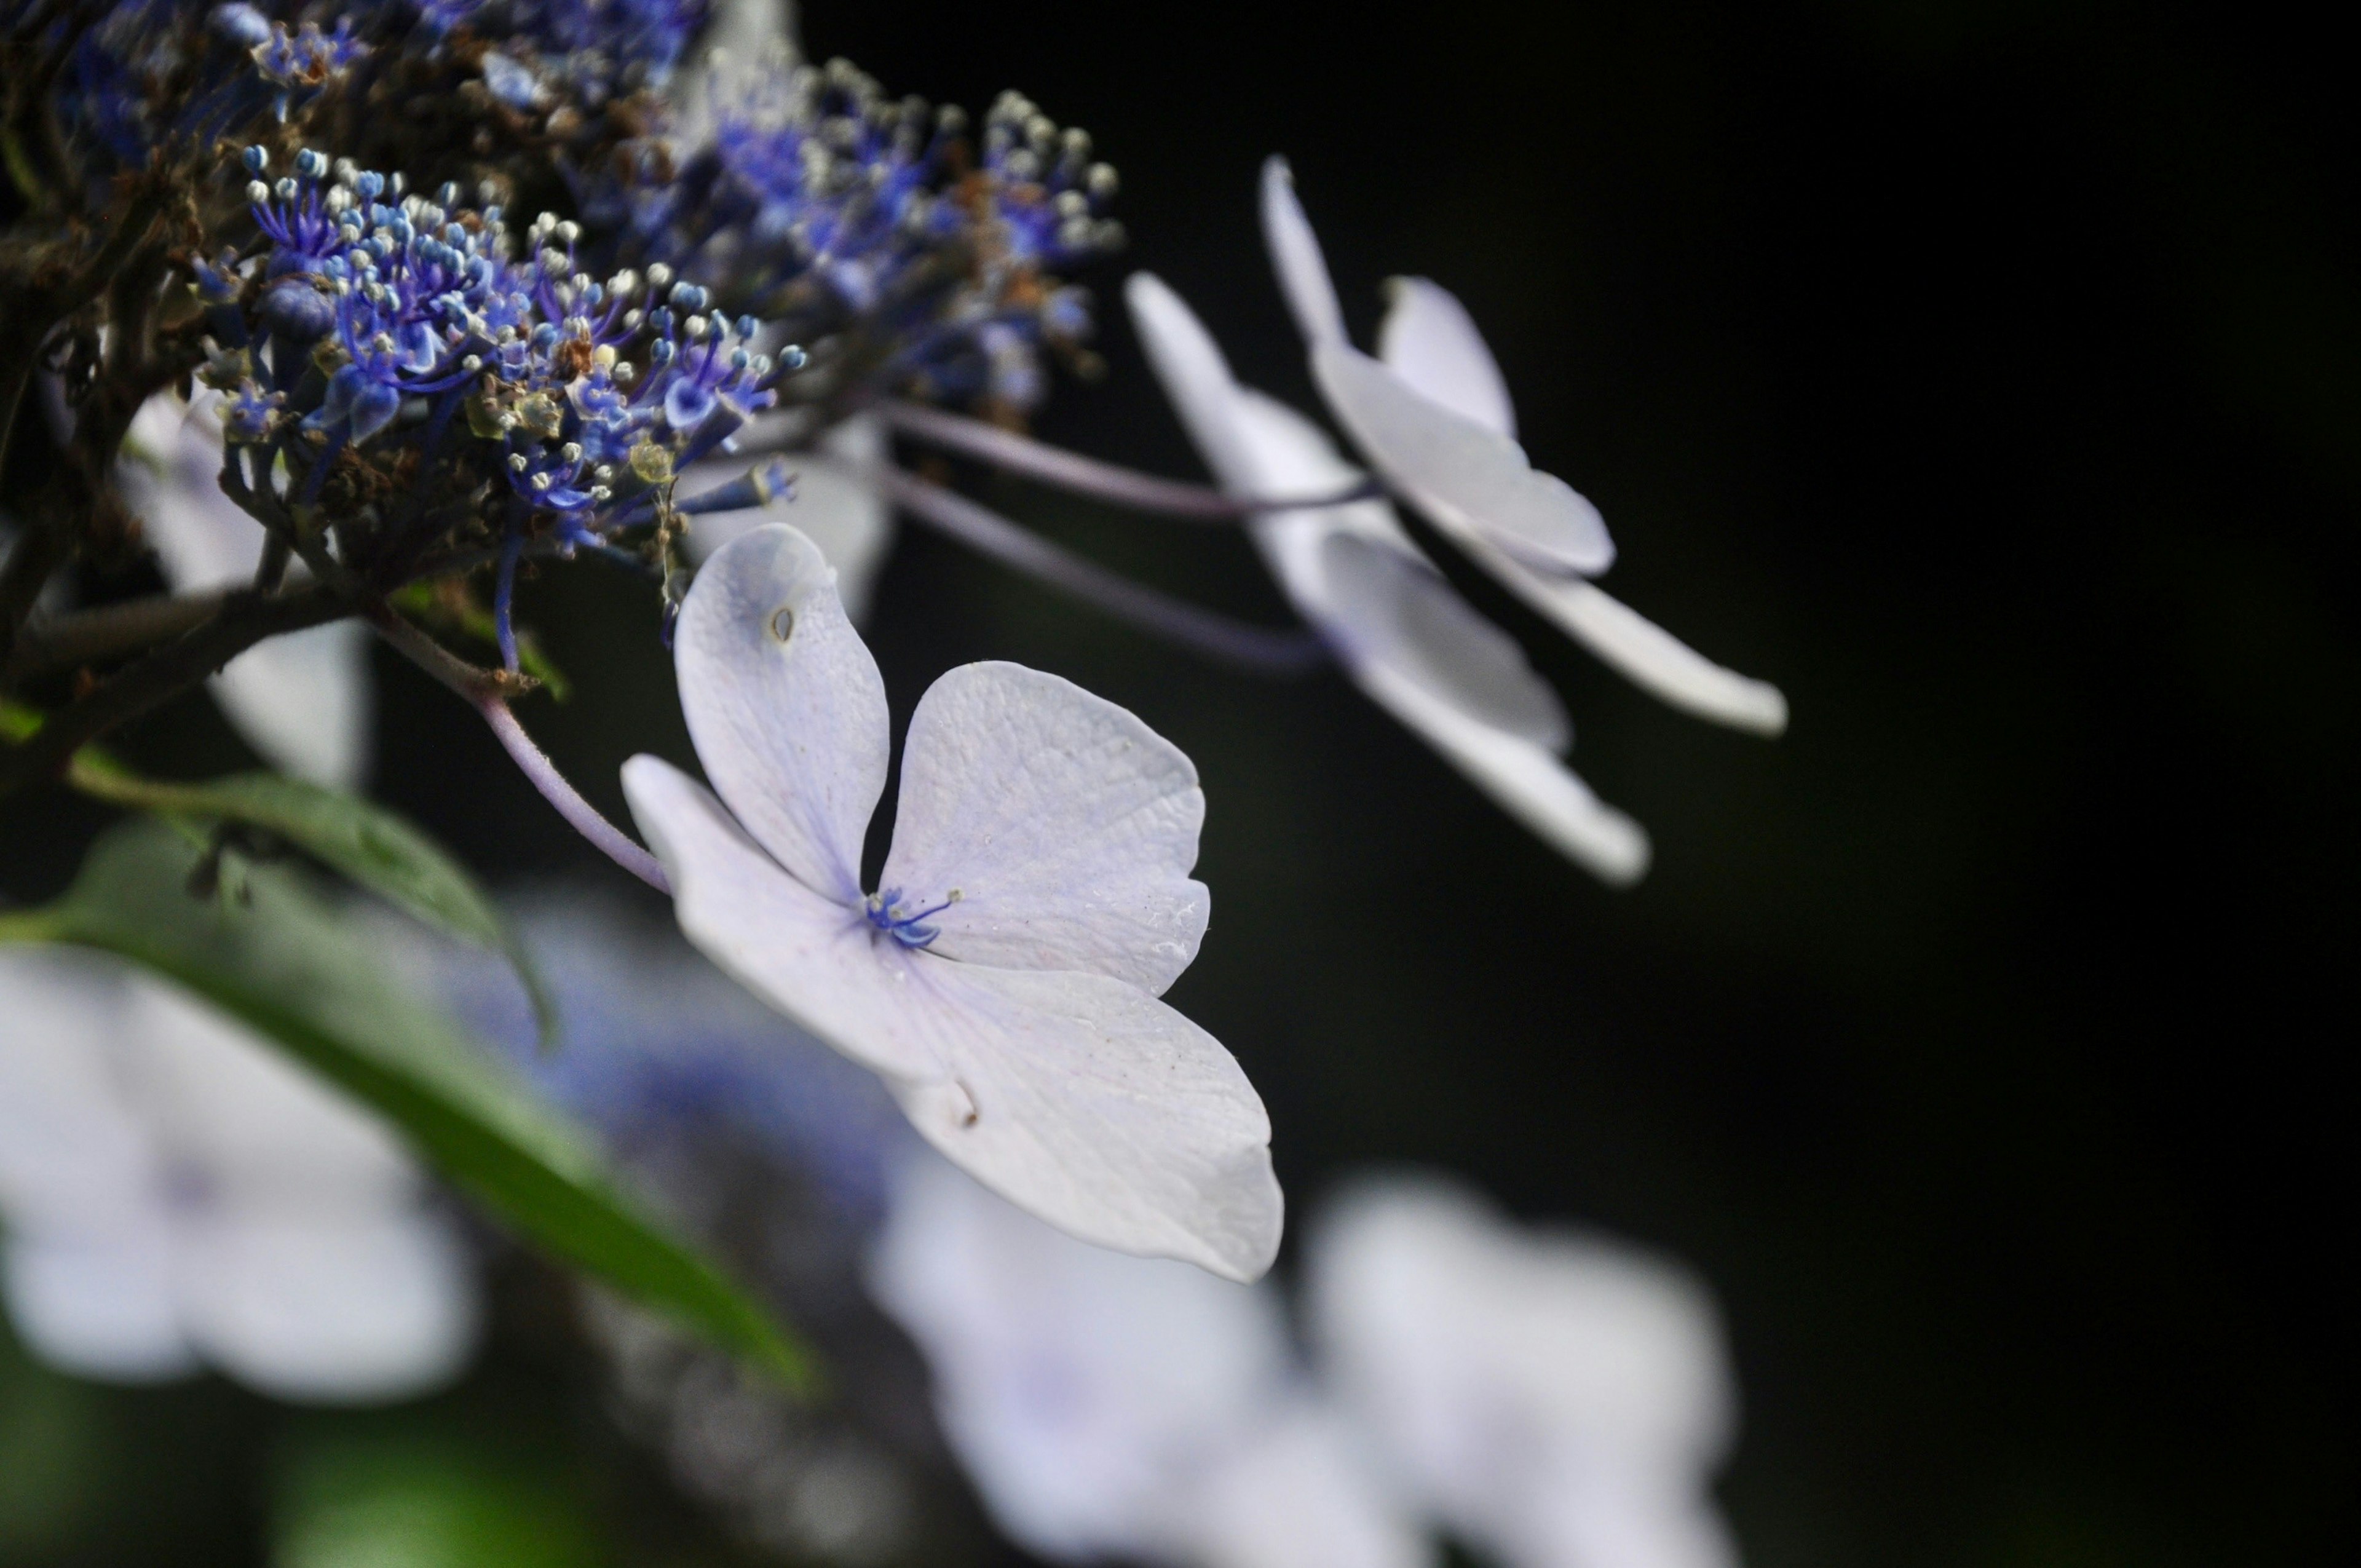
[
  {"xmin": 1128, "ymin": 273, "xmax": 1651, "ymax": 882},
  {"xmin": 1309, "ymin": 1175, "xmax": 1741, "ymax": 1568},
  {"xmin": 868, "ymin": 1152, "xmax": 1423, "ymax": 1568},
  {"xmin": 113, "ymin": 390, "xmax": 374, "ymax": 787},
  {"xmin": 619, "ymin": 523, "xmax": 1281, "ymax": 1282},
  {"xmin": 1257, "ymin": 160, "xmax": 1789, "ymax": 738},
  {"xmin": 0, "ymin": 948, "xmax": 479, "ymax": 1401}
]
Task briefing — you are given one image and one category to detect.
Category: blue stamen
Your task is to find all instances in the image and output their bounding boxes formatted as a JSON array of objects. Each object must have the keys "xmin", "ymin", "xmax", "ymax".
[{"xmin": 864, "ymin": 887, "xmax": 962, "ymax": 948}]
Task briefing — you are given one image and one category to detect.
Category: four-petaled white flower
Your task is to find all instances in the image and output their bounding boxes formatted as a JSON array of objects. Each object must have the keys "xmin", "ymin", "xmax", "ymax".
[
  {"xmin": 114, "ymin": 391, "xmax": 374, "ymax": 788},
  {"xmin": 1126, "ymin": 162, "xmax": 1787, "ymax": 883},
  {"xmin": 1310, "ymin": 1174, "xmax": 1741, "ymax": 1568},
  {"xmin": 0, "ymin": 948, "xmax": 479, "ymax": 1401},
  {"xmin": 867, "ymin": 1152, "xmax": 1426, "ymax": 1568},
  {"xmin": 620, "ymin": 523, "xmax": 1283, "ymax": 1282}
]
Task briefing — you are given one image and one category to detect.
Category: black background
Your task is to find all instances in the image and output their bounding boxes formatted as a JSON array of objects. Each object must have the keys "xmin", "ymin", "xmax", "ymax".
[{"xmin": 10, "ymin": 1, "xmax": 2357, "ymax": 1563}]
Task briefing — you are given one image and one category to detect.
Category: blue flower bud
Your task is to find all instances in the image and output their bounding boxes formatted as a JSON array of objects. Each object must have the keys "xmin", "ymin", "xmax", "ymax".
[{"xmin": 260, "ymin": 275, "xmax": 336, "ymax": 341}]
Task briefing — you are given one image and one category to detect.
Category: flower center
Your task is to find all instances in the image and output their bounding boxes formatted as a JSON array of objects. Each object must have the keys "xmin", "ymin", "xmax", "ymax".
[{"xmin": 864, "ymin": 887, "xmax": 961, "ymax": 948}]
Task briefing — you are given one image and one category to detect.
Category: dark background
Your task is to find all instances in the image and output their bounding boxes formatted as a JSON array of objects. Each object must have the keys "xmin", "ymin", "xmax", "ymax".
[{"xmin": 10, "ymin": 1, "xmax": 2357, "ymax": 1564}]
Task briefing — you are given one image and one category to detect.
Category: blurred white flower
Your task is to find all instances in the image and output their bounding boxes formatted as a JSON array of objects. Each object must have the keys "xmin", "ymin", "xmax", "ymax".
[
  {"xmin": 621, "ymin": 523, "xmax": 1282, "ymax": 1282},
  {"xmin": 1309, "ymin": 1175, "xmax": 1740, "ymax": 1568},
  {"xmin": 114, "ymin": 392, "xmax": 374, "ymax": 788},
  {"xmin": 1128, "ymin": 274, "xmax": 1652, "ymax": 883},
  {"xmin": 1258, "ymin": 160, "xmax": 1787, "ymax": 742},
  {"xmin": 679, "ymin": 413, "xmax": 899, "ymax": 623},
  {"xmin": 867, "ymin": 1153, "xmax": 1425, "ymax": 1568},
  {"xmin": 0, "ymin": 947, "xmax": 479, "ymax": 1401}
]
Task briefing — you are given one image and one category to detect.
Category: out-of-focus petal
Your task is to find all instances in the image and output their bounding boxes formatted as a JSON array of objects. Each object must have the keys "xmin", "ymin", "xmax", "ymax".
[
  {"xmin": 117, "ymin": 392, "xmax": 374, "ymax": 784},
  {"xmin": 1307, "ymin": 1174, "xmax": 1739, "ymax": 1568},
  {"xmin": 175, "ymin": 1206, "xmax": 478, "ymax": 1403},
  {"xmin": 208, "ymin": 621, "xmax": 376, "ymax": 788},
  {"xmin": 684, "ymin": 414, "xmax": 899, "ymax": 623},
  {"xmin": 2, "ymin": 1228, "xmax": 194, "ymax": 1382},
  {"xmin": 1377, "ymin": 277, "xmax": 1517, "ymax": 440},
  {"xmin": 1125, "ymin": 272, "xmax": 1275, "ymax": 490},
  {"xmin": 1260, "ymin": 157, "xmax": 1348, "ymax": 346},
  {"xmin": 866, "ymin": 1154, "xmax": 1292, "ymax": 1559},
  {"xmin": 0, "ymin": 949, "xmax": 157, "ymax": 1229},
  {"xmin": 1182, "ymin": 1401, "xmax": 1436, "ymax": 1568},
  {"xmin": 122, "ymin": 976, "xmax": 417, "ymax": 1204},
  {"xmin": 1312, "ymin": 340, "xmax": 1615, "ymax": 578},
  {"xmin": 1533, "ymin": 579, "xmax": 1788, "ymax": 737},
  {"xmin": 880, "ymin": 661, "xmax": 1209, "ymax": 996},
  {"xmin": 673, "ymin": 523, "xmax": 890, "ymax": 903},
  {"xmin": 884, "ymin": 960, "xmax": 1280, "ymax": 1283}
]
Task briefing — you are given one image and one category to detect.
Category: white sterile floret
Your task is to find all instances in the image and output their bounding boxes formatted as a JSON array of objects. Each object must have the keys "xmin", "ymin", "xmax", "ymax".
[
  {"xmin": 1260, "ymin": 159, "xmax": 1788, "ymax": 738},
  {"xmin": 1126, "ymin": 272, "xmax": 1650, "ymax": 884},
  {"xmin": 1308, "ymin": 1175, "xmax": 1741, "ymax": 1568},
  {"xmin": 620, "ymin": 524, "xmax": 1283, "ymax": 1282},
  {"xmin": 0, "ymin": 949, "xmax": 480, "ymax": 1401},
  {"xmin": 866, "ymin": 1154, "xmax": 1425, "ymax": 1568},
  {"xmin": 116, "ymin": 391, "xmax": 375, "ymax": 785}
]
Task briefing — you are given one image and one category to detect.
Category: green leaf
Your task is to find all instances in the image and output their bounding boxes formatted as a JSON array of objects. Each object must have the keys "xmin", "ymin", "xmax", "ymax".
[
  {"xmin": 2, "ymin": 820, "xmax": 817, "ymax": 1393},
  {"xmin": 64, "ymin": 756, "xmax": 558, "ymax": 1050}
]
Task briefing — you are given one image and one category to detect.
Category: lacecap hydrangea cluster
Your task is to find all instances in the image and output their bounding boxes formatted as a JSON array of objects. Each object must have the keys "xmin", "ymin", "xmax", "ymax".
[
  {"xmin": 610, "ymin": 57, "xmax": 1124, "ymax": 416},
  {"xmin": 200, "ymin": 143, "xmax": 789, "ymax": 649}
]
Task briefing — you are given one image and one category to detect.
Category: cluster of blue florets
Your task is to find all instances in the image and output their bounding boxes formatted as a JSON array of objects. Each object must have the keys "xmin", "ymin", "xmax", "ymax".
[
  {"xmin": 616, "ymin": 59, "xmax": 1123, "ymax": 414},
  {"xmin": 194, "ymin": 142, "xmax": 786, "ymax": 657}
]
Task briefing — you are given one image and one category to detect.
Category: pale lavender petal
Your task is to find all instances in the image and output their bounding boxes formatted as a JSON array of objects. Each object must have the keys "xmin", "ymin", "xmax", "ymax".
[
  {"xmin": 123, "ymin": 976, "xmax": 417, "ymax": 1204},
  {"xmin": 176, "ymin": 1206, "xmax": 478, "ymax": 1403},
  {"xmin": 866, "ymin": 1154, "xmax": 1290, "ymax": 1560},
  {"xmin": 887, "ymin": 960, "xmax": 1281, "ymax": 1283},
  {"xmin": 1536, "ymin": 580, "xmax": 1787, "ymax": 737},
  {"xmin": 1184, "ymin": 1402, "xmax": 1436, "ymax": 1568},
  {"xmin": 674, "ymin": 523, "xmax": 889, "ymax": 903},
  {"xmin": 620, "ymin": 754, "xmax": 939, "ymax": 1083},
  {"xmin": 2, "ymin": 1229, "xmax": 194, "ymax": 1382},
  {"xmin": 1259, "ymin": 157, "xmax": 1348, "ymax": 346},
  {"xmin": 1377, "ymin": 277, "xmax": 1517, "ymax": 440},
  {"xmin": 1312, "ymin": 340, "xmax": 1615, "ymax": 577},
  {"xmin": 0, "ymin": 949, "xmax": 157, "ymax": 1230},
  {"xmin": 1124, "ymin": 272, "xmax": 1265, "ymax": 494},
  {"xmin": 208, "ymin": 621, "xmax": 376, "ymax": 787},
  {"xmin": 880, "ymin": 661, "xmax": 1209, "ymax": 996},
  {"xmin": 1308, "ymin": 1174, "xmax": 1738, "ymax": 1568}
]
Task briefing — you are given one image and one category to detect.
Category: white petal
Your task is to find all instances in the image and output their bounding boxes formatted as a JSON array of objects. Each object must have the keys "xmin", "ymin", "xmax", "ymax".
[
  {"xmin": 1125, "ymin": 272, "xmax": 1266, "ymax": 494},
  {"xmin": 866, "ymin": 1154, "xmax": 1291, "ymax": 1561},
  {"xmin": 1313, "ymin": 340, "xmax": 1615, "ymax": 577},
  {"xmin": 1308, "ymin": 1174, "xmax": 1738, "ymax": 1563},
  {"xmin": 0, "ymin": 949, "xmax": 158, "ymax": 1230},
  {"xmin": 621, "ymin": 754, "xmax": 938, "ymax": 1083},
  {"xmin": 2, "ymin": 1229, "xmax": 195, "ymax": 1382},
  {"xmin": 675, "ymin": 523, "xmax": 890, "ymax": 903},
  {"xmin": 684, "ymin": 415, "xmax": 899, "ymax": 624},
  {"xmin": 114, "ymin": 394, "xmax": 374, "ymax": 783},
  {"xmin": 885, "ymin": 959, "xmax": 1281, "ymax": 1283},
  {"xmin": 1227, "ymin": 396, "xmax": 1648, "ymax": 885},
  {"xmin": 176, "ymin": 1205, "xmax": 478, "ymax": 1402},
  {"xmin": 1377, "ymin": 277, "xmax": 1517, "ymax": 440},
  {"xmin": 1183, "ymin": 1401, "xmax": 1436, "ymax": 1568},
  {"xmin": 1514, "ymin": 578, "xmax": 1787, "ymax": 737},
  {"xmin": 122, "ymin": 976, "xmax": 419, "ymax": 1203},
  {"xmin": 880, "ymin": 661, "xmax": 1209, "ymax": 995},
  {"xmin": 1259, "ymin": 157, "xmax": 1348, "ymax": 346},
  {"xmin": 628, "ymin": 754, "xmax": 1279, "ymax": 1278},
  {"xmin": 1511, "ymin": 1483, "xmax": 1742, "ymax": 1568},
  {"xmin": 116, "ymin": 392, "xmax": 258, "ymax": 590},
  {"xmin": 208, "ymin": 620, "xmax": 375, "ymax": 787}
]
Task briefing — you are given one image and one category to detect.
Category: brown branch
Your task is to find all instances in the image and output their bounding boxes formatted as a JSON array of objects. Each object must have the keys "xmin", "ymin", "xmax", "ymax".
[
  {"xmin": 0, "ymin": 582, "xmax": 351, "ymax": 795},
  {"xmin": 4, "ymin": 587, "xmax": 235, "ymax": 684}
]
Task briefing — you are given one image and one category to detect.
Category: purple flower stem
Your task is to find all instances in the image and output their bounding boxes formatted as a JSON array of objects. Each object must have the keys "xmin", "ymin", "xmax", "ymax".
[
  {"xmin": 874, "ymin": 467, "xmax": 1328, "ymax": 675},
  {"xmin": 369, "ymin": 610, "xmax": 671, "ymax": 893},
  {"xmin": 476, "ymin": 699, "xmax": 671, "ymax": 894},
  {"xmin": 874, "ymin": 400, "xmax": 1379, "ymax": 521}
]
